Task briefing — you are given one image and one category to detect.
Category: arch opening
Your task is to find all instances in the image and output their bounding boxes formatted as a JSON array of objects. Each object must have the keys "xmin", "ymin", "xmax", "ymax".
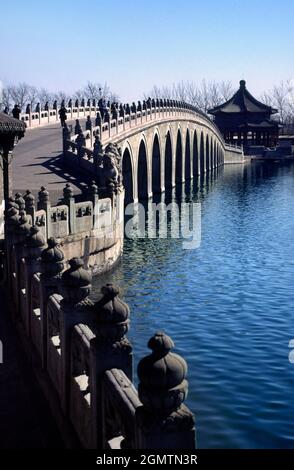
[
  {"xmin": 193, "ymin": 131, "xmax": 198, "ymax": 177},
  {"xmin": 200, "ymin": 133, "xmax": 205, "ymax": 175},
  {"xmin": 152, "ymin": 134, "xmax": 161, "ymax": 194},
  {"xmin": 206, "ymin": 135, "xmax": 210, "ymax": 173},
  {"xmin": 164, "ymin": 132, "xmax": 172, "ymax": 189},
  {"xmin": 175, "ymin": 130, "xmax": 183, "ymax": 183},
  {"xmin": 185, "ymin": 129, "xmax": 191, "ymax": 181},
  {"xmin": 137, "ymin": 140, "xmax": 148, "ymax": 200},
  {"xmin": 122, "ymin": 148, "xmax": 133, "ymax": 203}
]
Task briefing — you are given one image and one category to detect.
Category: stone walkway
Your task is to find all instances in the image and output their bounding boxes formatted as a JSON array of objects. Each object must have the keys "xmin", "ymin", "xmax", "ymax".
[
  {"xmin": 12, "ymin": 119, "xmax": 92, "ymax": 205},
  {"xmin": 0, "ymin": 286, "xmax": 63, "ymax": 448}
]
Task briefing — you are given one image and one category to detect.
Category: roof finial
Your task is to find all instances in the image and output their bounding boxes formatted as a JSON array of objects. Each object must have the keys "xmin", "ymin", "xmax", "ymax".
[{"xmin": 240, "ymin": 79, "xmax": 246, "ymax": 88}]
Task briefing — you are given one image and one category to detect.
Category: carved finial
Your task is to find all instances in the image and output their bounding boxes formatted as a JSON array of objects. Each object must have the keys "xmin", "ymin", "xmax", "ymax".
[
  {"xmin": 90, "ymin": 180, "xmax": 98, "ymax": 195},
  {"xmin": 137, "ymin": 332, "xmax": 188, "ymax": 413},
  {"xmin": 15, "ymin": 193, "xmax": 25, "ymax": 211},
  {"xmin": 41, "ymin": 237, "xmax": 64, "ymax": 278},
  {"xmin": 24, "ymin": 190, "xmax": 35, "ymax": 209},
  {"xmin": 63, "ymin": 183, "xmax": 74, "ymax": 201},
  {"xmin": 7, "ymin": 196, "xmax": 18, "ymax": 210},
  {"xmin": 38, "ymin": 186, "xmax": 49, "ymax": 205},
  {"xmin": 17, "ymin": 210, "xmax": 31, "ymax": 238},
  {"xmin": 93, "ymin": 283, "xmax": 130, "ymax": 341},
  {"xmin": 26, "ymin": 224, "xmax": 46, "ymax": 248},
  {"xmin": 5, "ymin": 206, "xmax": 19, "ymax": 229},
  {"xmin": 61, "ymin": 257, "xmax": 92, "ymax": 305}
]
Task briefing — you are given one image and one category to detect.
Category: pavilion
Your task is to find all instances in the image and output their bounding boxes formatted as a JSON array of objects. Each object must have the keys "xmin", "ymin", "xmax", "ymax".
[{"xmin": 208, "ymin": 80, "xmax": 280, "ymax": 151}]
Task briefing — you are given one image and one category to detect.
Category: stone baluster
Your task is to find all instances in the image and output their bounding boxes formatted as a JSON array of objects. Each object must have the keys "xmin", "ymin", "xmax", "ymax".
[
  {"xmin": 136, "ymin": 331, "xmax": 196, "ymax": 449},
  {"xmin": 93, "ymin": 136, "xmax": 103, "ymax": 176},
  {"xmin": 17, "ymin": 210, "xmax": 32, "ymax": 243},
  {"xmin": 91, "ymin": 283, "xmax": 132, "ymax": 447},
  {"xmin": 37, "ymin": 186, "xmax": 51, "ymax": 239},
  {"xmin": 85, "ymin": 116, "xmax": 93, "ymax": 147},
  {"xmin": 76, "ymin": 130, "xmax": 86, "ymax": 161},
  {"xmin": 63, "ymin": 183, "xmax": 76, "ymax": 235},
  {"xmin": 15, "ymin": 192, "xmax": 25, "ymax": 211},
  {"xmin": 119, "ymin": 104, "xmax": 125, "ymax": 131},
  {"xmin": 23, "ymin": 225, "xmax": 46, "ymax": 334},
  {"xmin": 40, "ymin": 237, "xmax": 64, "ymax": 368},
  {"xmin": 4, "ymin": 204, "xmax": 20, "ymax": 287},
  {"xmin": 90, "ymin": 180, "xmax": 99, "ymax": 228},
  {"xmin": 24, "ymin": 190, "xmax": 36, "ymax": 224},
  {"xmin": 62, "ymin": 123, "xmax": 72, "ymax": 155},
  {"xmin": 59, "ymin": 258, "xmax": 93, "ymax": 412}
]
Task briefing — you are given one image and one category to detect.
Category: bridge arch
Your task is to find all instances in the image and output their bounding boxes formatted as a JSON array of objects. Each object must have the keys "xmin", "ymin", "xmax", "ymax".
[
  {"xmin": 164, "ymin": 130, "xmax": 173, "ymax": 189},
  {"xmin": 185, "ymin": 128, "xmax": 191, "ymax": 181},
  {"xmin": 137, "ymin": 139, "xmax": 149, "ymax": 200},
  {"xmin": 175, "ymin": 128, "xmax": 183, "ymax": 183},
  {"xmin": 122, "ymin": 144, "xmax": 134, "ymax": 203},
  {"xmin": 152, "ymin": 132, "xmax": 162, "ymax": 194},
  {"xmin": 206, "ymin": 134, "xmax": 210, "ymax": 173},
  {"xmin": 200, "ymin": 132, "xmax": 205, "ymax": 175},
  {"xmin": 192, "ymin": 131, "xmax": 199, "ymax": 177},
  {"xmin": 210, "ymin": 136, "xmax": 213, "ymax": 170}
]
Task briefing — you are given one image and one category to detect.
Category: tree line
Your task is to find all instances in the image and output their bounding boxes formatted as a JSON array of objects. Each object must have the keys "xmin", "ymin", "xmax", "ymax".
[
  {"xmin": 144, "ymin": 79, "xmax": 294, "ymax": 126},
  {"xmin": 1, "ymin": 79, "xmax": 294, "ymax": 127},
  {"xmin": 0, "ymin": 81, "xmax": 120, "ymax": 113}
]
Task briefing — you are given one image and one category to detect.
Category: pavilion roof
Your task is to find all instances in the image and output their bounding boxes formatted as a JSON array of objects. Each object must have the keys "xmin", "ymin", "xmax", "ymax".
[
  {"xmin": 0, "ymin": 113, "xmax": 26, "ymax": 136},
  {"xmin": 208, "ymin": 80, "xmax": 278, "ymax": 115}
]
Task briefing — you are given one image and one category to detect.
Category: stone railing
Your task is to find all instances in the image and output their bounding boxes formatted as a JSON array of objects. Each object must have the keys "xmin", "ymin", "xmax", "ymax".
[
  {"xmin": 63, "ymin": 99, "xmax": 224, "ymax": 151},
  {"xmin": 19, "ymin": 103, "xmax": 99, "ymax": 129},
  {"xmin": 4, "ymin": 206, "xmax": 196, "ymax": 448},
  {"xmin": 6, "ymin": 182, "xmax": 124, "ymax": 274}
]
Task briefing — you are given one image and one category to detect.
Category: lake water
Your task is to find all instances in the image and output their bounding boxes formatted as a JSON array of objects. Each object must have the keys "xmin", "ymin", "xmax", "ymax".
[{"xmin": 92, "ymin": 162, "xmax": 294, "ymax": 448}]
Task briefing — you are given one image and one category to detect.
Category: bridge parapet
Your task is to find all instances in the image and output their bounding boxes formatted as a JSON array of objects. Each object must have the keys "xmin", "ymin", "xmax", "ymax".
[
  {"xmin": 66, "ymin": 99, "xmax": 224, "ymax": 147},
  {"xmin": 5, "ymin": 184, "xmax": 124, "ymax": 276},
  {"xmin": 6, "ymin": 224, "xmax": 196, "ymax": 448}
]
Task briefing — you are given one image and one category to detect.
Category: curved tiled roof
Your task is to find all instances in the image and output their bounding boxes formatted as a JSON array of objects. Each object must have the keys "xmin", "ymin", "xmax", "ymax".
[
  {"xmin": 208, "ymin": 80, "xmax": 278, "ymax": 115},
  {"xmin": 0, "ymin": 112, "xmax": 26, "ymax": 135}
]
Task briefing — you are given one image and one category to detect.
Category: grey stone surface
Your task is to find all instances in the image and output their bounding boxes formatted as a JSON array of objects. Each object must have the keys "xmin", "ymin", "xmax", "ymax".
[{"xmin": 0, "ymin": 286, "xmax": 63, "ymax": 448}]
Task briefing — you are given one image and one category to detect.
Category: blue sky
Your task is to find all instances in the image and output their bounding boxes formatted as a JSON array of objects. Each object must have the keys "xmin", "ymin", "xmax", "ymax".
[{"xmin": 0, "ymin": 0, "xmax": 293, "ymax": 100}]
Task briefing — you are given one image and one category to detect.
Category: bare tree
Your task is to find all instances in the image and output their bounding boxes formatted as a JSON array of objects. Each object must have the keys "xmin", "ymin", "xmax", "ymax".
[
  {"xmin": 38, "ymin": 88, "xmax": 53, "ymax": 107},
  {"xmin": 9, "ymin": 82, "xmax": 31, "ymax": 110},
  {"xmin": 0, "ymin": 87, "xmax": 12, "ymax": 110},
  {"xmin": 219, "ymin": 81, "xmax": 234, "ymax": 101},
  {"xmin": 27, "ymin": 86, "xmax": 39, "ymax": 110}
]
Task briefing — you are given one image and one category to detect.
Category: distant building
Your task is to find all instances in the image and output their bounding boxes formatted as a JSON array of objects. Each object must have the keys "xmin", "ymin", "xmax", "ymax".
[{"xmin": 208, "ymin": 80, "xmax": 280, "ymax": 151}]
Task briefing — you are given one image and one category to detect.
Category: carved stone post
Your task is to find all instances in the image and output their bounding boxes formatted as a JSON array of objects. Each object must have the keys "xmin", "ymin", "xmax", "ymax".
[
  {"xmin": 40, "ymin": 238, "xmax": 64, "ymax": 369},
  {"xmin": 4, "ymin": 203, "xmax": 20, "ymax": 292},
  {"xmin": 136, "ymin": 332, "xmax": 196, "ymax": 449},
  {"xmin": 59, "ymin": 258, "xmax": 93, "ymax": 412},
  {"xmin": 91, "ymin": 283, "xmax": 132, "ymax": 447},
  {"xmin": 24, "ymin": 190, "xmax": 35, "ymax": 224},
  {"xmin": 23, "ymin": 225, "xmax": 46, "ymax": 335},
  {"xmin": 76, "ymin": 131, "xmax": 86, "ymax": 162},
  {"xmin": 63, "ymin": 183, "xmax": 76, "ymax": 234},
  {"xmin": 15, "ymin": 192, "xmax": 25, "ymax": 211},
  {"xmin": 89, "ymin": 180, "xmax": 99, "ymax": 229},
  {"xmin": 62, "ymin": 123, "xmax": 71, "ymax": 156},
  {"xmin": 37, "ymin": 186, "xmax": 51, "ymax": 239}
]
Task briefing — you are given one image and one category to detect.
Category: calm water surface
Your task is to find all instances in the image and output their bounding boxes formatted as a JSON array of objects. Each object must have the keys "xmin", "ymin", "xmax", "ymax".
[{"xmin": 93, "ymin": 162, "xmax": 294, "ymax": 448}]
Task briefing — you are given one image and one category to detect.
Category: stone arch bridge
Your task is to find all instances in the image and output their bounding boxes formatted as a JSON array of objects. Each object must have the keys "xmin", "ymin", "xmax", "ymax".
[{"xmin": 64, "ymin": 100, "xmax": 243, "ymax": 203}]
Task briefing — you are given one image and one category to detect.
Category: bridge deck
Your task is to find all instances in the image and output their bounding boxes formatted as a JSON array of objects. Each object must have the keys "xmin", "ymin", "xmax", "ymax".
[{"xmin": 12, "ymin": 119, "xmax": 91, "ymax": 204}]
